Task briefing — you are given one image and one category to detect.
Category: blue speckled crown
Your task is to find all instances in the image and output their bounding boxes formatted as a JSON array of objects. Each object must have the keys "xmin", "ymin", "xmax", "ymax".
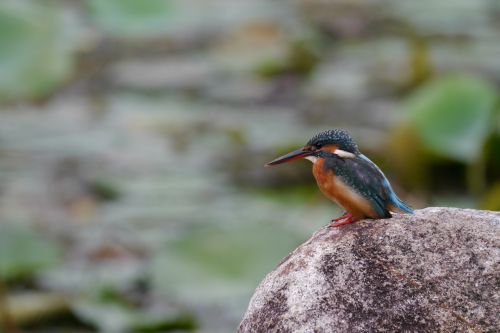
[{"xmin": 307, "ymin": 129, "xmax": 359, "ymax": 154}]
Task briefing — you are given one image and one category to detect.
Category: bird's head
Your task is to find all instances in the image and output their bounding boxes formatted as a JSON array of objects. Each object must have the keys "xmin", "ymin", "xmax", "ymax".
[{"xmin": 265, "ymin": 129, "xmax": 359, "ymax": 166}]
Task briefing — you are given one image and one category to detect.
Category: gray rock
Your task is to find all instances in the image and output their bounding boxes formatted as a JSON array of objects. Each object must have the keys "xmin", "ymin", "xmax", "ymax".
[{"xmin": 239, "ymin": 207, "xmax": 500, "ymax": 332}]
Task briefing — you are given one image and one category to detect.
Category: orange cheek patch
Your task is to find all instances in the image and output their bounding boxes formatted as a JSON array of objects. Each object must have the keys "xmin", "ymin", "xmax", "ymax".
[{"xmin": 321, "ymin": 145, "xmax": 338, "ymax": 154}]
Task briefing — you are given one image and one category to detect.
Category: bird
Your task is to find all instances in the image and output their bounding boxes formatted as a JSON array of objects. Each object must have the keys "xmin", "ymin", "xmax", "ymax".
[{"xmin": 265, "ymin": 129, "xmax": 413, "ymax": 227}]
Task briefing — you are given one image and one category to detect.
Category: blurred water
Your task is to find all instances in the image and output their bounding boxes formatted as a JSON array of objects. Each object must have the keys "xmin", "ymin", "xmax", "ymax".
[{"xmin": 0, "ymin": 0, "xmax": 498, "ymax": 331}]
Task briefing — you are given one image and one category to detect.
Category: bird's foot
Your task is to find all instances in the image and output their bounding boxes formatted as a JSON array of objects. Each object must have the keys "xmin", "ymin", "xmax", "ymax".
[
  {"xmin": 331, "ymin": 212, "xmax": 350, "ymax": 222},
  {"xmin": 329, "ymin": 213, "xmax": 356, "ymax": 227}
]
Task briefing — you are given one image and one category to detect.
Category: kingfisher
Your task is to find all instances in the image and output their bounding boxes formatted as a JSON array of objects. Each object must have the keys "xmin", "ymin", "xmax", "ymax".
[{"xmin": 266, "ymin": 129, "xmax": 413, "ymax": 227}]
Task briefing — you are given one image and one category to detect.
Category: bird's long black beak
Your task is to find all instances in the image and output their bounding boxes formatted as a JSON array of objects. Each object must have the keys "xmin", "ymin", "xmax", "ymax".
[{"xmin": 265, "ymin": 147, "xmax": 313, "ymax": 167}]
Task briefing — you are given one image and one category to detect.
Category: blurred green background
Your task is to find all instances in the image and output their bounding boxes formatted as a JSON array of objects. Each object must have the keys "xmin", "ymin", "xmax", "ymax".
[{"xmin": 0, "ymin": 0, "xmax": 499, "ymax": 332}]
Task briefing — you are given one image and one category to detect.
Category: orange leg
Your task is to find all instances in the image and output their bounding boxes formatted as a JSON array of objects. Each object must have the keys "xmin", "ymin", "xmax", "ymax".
[{"xmin": 329, "ymin": 213, "xmax": 358, "ymax": 227}]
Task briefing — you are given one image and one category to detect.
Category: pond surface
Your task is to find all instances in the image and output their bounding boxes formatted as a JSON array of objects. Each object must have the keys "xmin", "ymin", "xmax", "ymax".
[{"xmin": 0, "ymin": 0, "xmax": 498, "ymax": 331}]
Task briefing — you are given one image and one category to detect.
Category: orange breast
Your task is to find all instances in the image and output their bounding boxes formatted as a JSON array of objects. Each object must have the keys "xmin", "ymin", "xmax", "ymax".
[{"xmin": 312, "ymin": 159, "xmax": 377, "ymax": 219}]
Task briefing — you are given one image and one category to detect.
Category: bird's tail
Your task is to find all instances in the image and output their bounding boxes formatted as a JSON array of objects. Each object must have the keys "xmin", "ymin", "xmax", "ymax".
[{"xmin": 389, "ymin": 194, "xmax": 414, "ymax": 214}]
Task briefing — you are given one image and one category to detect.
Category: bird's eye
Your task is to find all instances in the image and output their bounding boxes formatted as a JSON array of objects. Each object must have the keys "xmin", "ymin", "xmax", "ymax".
[{"xmin": 314, "ymin": 144, "xmax": 322, "ymax": 149}]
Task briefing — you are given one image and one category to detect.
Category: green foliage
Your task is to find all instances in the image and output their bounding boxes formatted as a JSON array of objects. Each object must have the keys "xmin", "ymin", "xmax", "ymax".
[
  {"xmin": 90, "ymin": 178, "xmax": 122, "ymax": 202},
  {"xmin": 0, "ymin": 222, "xmax": 61, "ymax": 280},
  {"xmin": 87, "ymin": 0, "xmax": 176, "ymax": 39},
  {"xmin": 405, "ymin": 74, "xmax": 498, "ymax": 163},
  {"xmin": 0, "ymin": 3, "xmax": 73, "ymax": 102},
  {"xmin": 480, "ymin": 182, "xmax": 500, "ymax": 211},
  {"xmin": 151, "ymin": 222, "xmax": 303, "ymax": 306}
]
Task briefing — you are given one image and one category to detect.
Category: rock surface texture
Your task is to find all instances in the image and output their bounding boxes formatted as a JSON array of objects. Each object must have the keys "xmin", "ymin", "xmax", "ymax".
[{"xmin": 238, "ymin": 207, "xmax": 500, "ymax": 333}]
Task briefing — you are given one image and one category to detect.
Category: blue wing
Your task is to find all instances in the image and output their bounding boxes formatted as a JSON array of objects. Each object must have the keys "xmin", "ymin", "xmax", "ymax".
[{"xmin": 359, "ymin": 155, "xmax": 413, "ymax": 214}]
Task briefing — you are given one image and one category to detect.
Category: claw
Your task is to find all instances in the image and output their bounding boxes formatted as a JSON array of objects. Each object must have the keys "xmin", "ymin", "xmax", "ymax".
[
  {"xmin": 329, "ymin": 213, "xmax": 356, "ymax": 227},
  {"xmin": 332, "ymin": 212, "xmax": 349, "ymax": 222}
]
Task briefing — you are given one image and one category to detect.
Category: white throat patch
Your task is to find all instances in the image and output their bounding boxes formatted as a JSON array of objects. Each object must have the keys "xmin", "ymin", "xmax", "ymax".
[{"xmin": 305, "ymin": 156, "xmax": 319, "ymax": 163}]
